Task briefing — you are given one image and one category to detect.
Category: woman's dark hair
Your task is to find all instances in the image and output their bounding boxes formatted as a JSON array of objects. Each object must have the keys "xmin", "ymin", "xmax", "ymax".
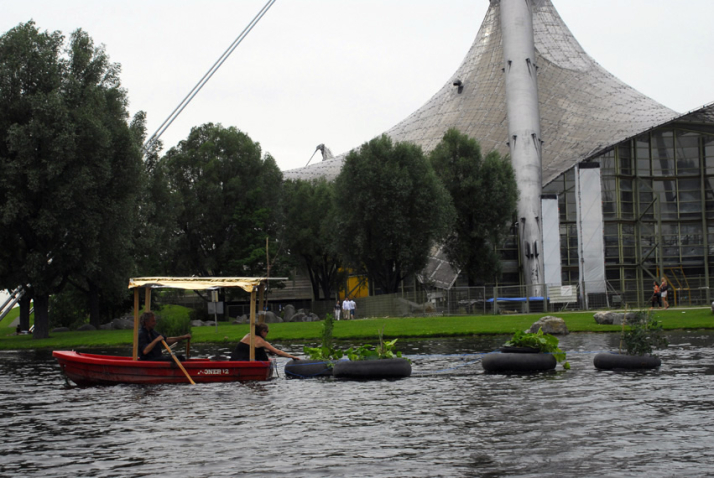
[
  {"xmin": 139, "ymin": 311, "xmax": 155, "ymax": 327},
  {"xmin": 255, "ymin": 323, "xmax": 269, "ymax": 335}
]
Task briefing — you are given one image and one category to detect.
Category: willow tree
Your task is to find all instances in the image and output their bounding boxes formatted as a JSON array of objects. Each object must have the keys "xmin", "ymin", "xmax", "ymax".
[
  {"xmin": 334, "ymin": 135, "xmax": 454, "ymax": 294},
  {"xmin": 161, "ymin": 123, "xmax": 283, "ymax": 277},
  {"xmin": 281, "ymin": 178, "xmax": 342, "ymax": 300},
  {"xmin": 0, "ymin": 22, "xmax": 143, "ymax": 336},
  {"xmin": 429, "ymin": 128, "xmax": 518, "ymax": 285}
]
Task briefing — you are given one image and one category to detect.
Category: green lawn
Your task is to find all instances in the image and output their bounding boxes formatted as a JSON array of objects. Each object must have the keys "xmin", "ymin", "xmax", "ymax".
[
  {"xmin": 1, "ymin": 306, "xmax": 712, "ymax": 351},
  {"xmin": 0, "ymin": 307, "xmax": 27, "ymax": 335}
]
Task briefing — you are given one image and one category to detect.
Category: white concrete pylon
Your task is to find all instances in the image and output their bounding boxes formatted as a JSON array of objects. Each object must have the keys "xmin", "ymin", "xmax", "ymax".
[{"xmin": 500, "ymin": 0, "xmax": 544, "ymax": 293}]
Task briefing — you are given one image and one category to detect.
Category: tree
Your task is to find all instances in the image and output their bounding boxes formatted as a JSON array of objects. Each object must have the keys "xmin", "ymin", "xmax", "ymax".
[
  {"xmin": 429, "ymin": 128, "xmax": 518, "ymax": 285},
  {"xmin": 281, "ymin": 178, "xmax": 342, "ymax": 300},
  {"xmin": 0, "ymin": 22, "xmax": 143, "ymax": 337},
  {"xmin": 131, "ymin": 115, "xmax": 179, "ymax": 277},
  {"xmin": 0, "ymin": 22, "xmax": 65, "ymax": 338},
  {"xmin": 64, "ymin": 31, "xmax": 144, "ymax": 327},
  {"xmin": 161, "ymin": 123, "xmax": 284, "ymax": 278},
  {"xmin": 334, "ymin": 135, "xmax": 454, "ymax": 294}
]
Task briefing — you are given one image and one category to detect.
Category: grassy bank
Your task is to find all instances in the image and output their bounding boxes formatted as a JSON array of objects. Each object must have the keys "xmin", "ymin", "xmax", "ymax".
[{"xmin": 1, "ymin": 307, "xmax": 711, "ymax": 351}]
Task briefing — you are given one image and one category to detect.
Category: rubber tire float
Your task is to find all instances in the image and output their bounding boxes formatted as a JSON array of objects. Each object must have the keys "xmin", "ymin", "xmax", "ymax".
[
  {"xmin": 482, "ymin": 351, "xmax": 556, "ymax": 373},
  {"xmin": 593, "ymin": 353, "xmax": 661, "ymax": 370},
  {"xmin": 332, "ymin": 358, "xmax": 412, "ymax": 380},
  {"xmin": 284, "ymin": 359, "xmax": 334, "ymax": 379}
]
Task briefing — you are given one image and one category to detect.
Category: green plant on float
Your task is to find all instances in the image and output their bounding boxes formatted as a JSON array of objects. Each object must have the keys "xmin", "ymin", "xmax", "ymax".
[
  {"xmin": 303, "ymin": 313, "xmax": 344, "ymax": 361},
  {"xmin": 304, "ymin": 322, "xmax": 406, "ymax": 362},
  {"xmin": 344, "ymin": 327, "xmax": 406, "ymax": 361},
  {"xmin": 504, "ymin": 327, "xmax": 570, "ymax": 369},
  {"xmin": 621, "ymin": 310, "xmax": 668, "ymax": 357}
]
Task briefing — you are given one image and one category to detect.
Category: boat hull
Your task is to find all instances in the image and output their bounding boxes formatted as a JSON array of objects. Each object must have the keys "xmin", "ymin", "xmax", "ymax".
[{"xmin": 53, "ymin": 351, "xmax": 271, "ymax": 386}]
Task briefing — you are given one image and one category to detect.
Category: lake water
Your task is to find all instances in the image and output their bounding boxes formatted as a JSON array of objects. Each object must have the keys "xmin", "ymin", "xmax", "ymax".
[{"xmin": 1, "ymin": 331, "xmax": 714, "ymax": 477}]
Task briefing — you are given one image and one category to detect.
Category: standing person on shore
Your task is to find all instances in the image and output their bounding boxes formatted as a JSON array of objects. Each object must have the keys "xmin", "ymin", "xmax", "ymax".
[
  {"xmin": 649, "ymin": 281, "xmax": 661, "ymax": 309},
  {"xmin": 343, "ymin": 297, "xmax": 350, "ymax": 320},
  {"xmin": 334, "ymin": 300, "xmax": 341, "ymax": 321},
  {"xmin": 349, "ymin": 298, "xmax": 356, "ymax": 319},
  {"xmin": 660, "ymin": 277, "xmax": 670, "ymax": 309}
]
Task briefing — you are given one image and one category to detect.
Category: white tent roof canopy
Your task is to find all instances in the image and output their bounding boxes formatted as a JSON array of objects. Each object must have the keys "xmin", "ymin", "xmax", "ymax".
[{"xmin": 128, "ymin": 277, "xmax": 287, "ymax": 293}]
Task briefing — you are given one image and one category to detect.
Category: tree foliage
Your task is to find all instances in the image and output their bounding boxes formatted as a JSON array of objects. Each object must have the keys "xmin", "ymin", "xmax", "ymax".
[
  {"xmin": 429, "ymin": 128, "xmax": 518, "ymax": 285},
  {"xmin": 334, "ymin": 135, "xmax": 454, "ymax": 294},
  {"xmin": 161, "ymin": 123, "xmax": 283, "ymax": 278},
  {"xmin": 131, "ymin": 114, "xmax": 178, "ymax": 277},
  {"xmin": 281, "ymin": 178, "xmax": 342, "ymax": 300},
  {"xmin": 0, "ymin": 22, "xmax": 143, "ymax": 337}
]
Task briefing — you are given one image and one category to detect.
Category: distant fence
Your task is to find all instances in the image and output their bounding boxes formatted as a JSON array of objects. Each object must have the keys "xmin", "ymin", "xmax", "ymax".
[
  {"xmin": 337, "ymin": 277, "xmax": 713, "ymax": 318},
  {"xmin": 159, "ymin": 276, "xmax": 713, "ymax": 320}
]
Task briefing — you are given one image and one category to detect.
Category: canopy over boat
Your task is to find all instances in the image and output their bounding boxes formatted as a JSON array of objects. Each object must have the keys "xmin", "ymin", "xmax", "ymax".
[
  {"xmin": 128, "ymin": 276, "xmax": 286, "ymax": 364},
  {"xmin": 128, "ymin": 276, "xmax": 269, "ymax": 292}
]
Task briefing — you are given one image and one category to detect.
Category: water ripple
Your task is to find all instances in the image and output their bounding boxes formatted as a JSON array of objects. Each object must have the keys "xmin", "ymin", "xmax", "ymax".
[{"xmin": 1, "ymin": 331, "xmax": 714, "ymax": 477}]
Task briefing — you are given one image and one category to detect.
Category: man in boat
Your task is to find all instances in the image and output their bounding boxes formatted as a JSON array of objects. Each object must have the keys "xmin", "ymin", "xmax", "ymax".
[
  {"xmin": 231, "ymin": 323, "xmax": 300, "ymax": 361},
  {"xmin": 138, "ymin": 311, "xmax": 192, "ymax": 361}
]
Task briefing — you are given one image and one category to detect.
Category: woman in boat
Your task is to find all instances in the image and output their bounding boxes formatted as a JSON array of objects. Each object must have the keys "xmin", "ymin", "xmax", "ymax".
[
  {"xmin": 231, "ymin": 323, "xmax": 300, "ymax": 361},
  {"xmin": 138, "ymin": 311, "xmax": 192, "ymax": 361}
]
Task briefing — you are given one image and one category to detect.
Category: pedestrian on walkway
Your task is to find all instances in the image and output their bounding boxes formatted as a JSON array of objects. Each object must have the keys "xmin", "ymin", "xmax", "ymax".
[
  {"xmin": 334, "ymin": 300, "xmax": 341, "ymax": 321},
  {"xmin": 649, "ymin": 281, "xmax": 661, "ymax": 309},
  {"xmin": 343, "ymin": 297, "xmax": 350, "ymax": 320},
  {"xmin": 660, "ymin": 277, "xmax": 669, "ymax": 309}
]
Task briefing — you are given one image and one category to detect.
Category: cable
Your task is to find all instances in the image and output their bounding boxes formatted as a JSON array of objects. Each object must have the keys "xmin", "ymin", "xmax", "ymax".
[{"xmin": 143, "ymin": 0, "xmax": 277, "ymax": 155}]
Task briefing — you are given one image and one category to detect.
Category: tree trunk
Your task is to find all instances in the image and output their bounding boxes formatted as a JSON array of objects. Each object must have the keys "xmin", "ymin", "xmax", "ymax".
[
  {"xmin": 32, "ymin": 293, "xmax": 50, "ymax": 339},
  {"xmin": 319, "ymin": 261, "xmax": 336, "ymax": 301},
  {"xmin": 320, "ymin": 281, "xmax": 332, "ymax": 302},
  {"xmin": 304, "ymin": 259, "xmax": 321, "ymax": 301},
  {"xmin": 19, "ymin": 293, "xmax": 31, "ymax": 331},
  {"xmin": 88, "ymin": 281, "xmax": 102, "ymax": 328}
]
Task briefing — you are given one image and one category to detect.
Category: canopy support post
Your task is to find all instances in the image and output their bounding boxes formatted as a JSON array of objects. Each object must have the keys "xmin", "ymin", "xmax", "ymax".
[
  {"xmin": 249, "ymin": 286, "xmax": 257, "ymax": 361},
  {"xmin": 132, "ymin": 288, "xmax": 140, "ymax": 360},
  {"xmin": 144, "ymin": 287, "xmax": 152, "ymax": 311},
  {"xmin": 258, "ymin": 283, "xmax": 265, "ymax": 323}
]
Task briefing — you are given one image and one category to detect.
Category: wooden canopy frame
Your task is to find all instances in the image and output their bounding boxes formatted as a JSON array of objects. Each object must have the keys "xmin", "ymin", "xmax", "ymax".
[{"xmin": 128, "ymin": 277, "xmax": 284, "ymax": 361}]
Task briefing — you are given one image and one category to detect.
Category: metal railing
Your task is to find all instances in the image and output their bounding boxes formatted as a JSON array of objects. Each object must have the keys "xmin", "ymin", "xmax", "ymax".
[
  {"xmin": 158, "ymin": 276, "xmax": 712, "ymax": 321},
  {"xmin": 330, "ymin": 276, "xmax": 712, "ymax": 318}
]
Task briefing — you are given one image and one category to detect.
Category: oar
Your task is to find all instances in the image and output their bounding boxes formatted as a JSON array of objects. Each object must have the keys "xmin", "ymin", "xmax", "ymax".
[{"xmin": 162, "ymin": 339, "xmax": 195, "ymax": 385}]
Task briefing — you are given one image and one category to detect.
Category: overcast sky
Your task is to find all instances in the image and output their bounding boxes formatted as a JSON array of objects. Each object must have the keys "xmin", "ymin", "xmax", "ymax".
[{"xmin": 2, "ymin": 0, "xmax": 714, "ymax": 174}]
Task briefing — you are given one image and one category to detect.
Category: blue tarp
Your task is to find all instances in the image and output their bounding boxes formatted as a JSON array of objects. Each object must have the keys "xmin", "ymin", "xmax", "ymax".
[{"xmin": 486, "ymin": 297, "xmax": 547, "ymax": 302}]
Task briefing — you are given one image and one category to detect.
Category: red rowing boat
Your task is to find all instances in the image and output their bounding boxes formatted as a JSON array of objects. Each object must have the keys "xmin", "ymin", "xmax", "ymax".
[
  {"xmin": 53, "ymin": 276, "xmax": 285, "ymax": 386},
  {"xmin": 53, "ymin": 351, "xmax": 271, "ymax": 386}
]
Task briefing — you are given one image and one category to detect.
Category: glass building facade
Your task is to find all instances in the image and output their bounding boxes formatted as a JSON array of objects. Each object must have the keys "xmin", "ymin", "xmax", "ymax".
[{"xmin": 542, "ymin": 122, "xmax": 714, "ymax": 306}]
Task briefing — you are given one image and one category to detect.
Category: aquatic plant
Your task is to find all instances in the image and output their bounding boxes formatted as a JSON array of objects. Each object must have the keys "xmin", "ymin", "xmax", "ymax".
[
  {"xmin": 303, "ymin": 313, "xmax": 344, "ymax": 360},
  {"xmin": 504, "ymin": 328, "xmax": 570, "ymax": 369},
  {"xmin": 345, "ymin": 328, "xmax": 405, "ymax": 361},
  {"xmin": 304, "ymin": 322, "xmax": 405, "ymax": 362},
  {"xmin": 621, "ymin": 310, "xmax": 668, "ymax": 357}
]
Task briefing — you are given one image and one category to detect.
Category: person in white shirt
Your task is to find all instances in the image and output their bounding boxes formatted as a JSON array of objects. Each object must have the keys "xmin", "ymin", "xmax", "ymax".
[
  {"xmin": 349, "ymin": 298, "xmax": 356, "ymax": 319},
  {"xmin": 343, "ymin": 297, "xmax": 351, "ymax": 320}
]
